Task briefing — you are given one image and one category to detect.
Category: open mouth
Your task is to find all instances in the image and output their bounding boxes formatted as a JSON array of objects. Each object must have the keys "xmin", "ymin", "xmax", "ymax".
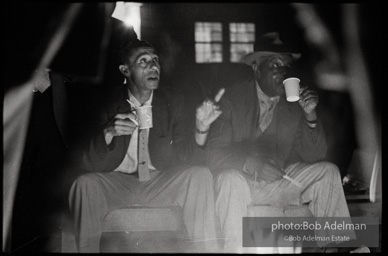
[
  {"xmin": 148, "ymin": 76, "xmax": 159, "ymax": 81},
  {"xmin": 148, "ymin": 71, "xmax": 159, "ymax": 81}
]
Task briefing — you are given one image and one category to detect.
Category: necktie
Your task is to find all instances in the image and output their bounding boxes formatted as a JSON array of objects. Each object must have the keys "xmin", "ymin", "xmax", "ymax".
[
  {"xmin": 138, "ymin": 129, "xmax": 150, "ymax": 181},
  {"xmin": 259, "ymin": 97, "xmax": 279, "ymax": 133}
]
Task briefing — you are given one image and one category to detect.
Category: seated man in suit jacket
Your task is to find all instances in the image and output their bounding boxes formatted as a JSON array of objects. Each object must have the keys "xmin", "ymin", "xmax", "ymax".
[
  {"xmin": 69, "ymin": 39, "xmax": 224, "ymax": 252},
  {"xmin": 206, "ymin": 32, "xmax": 356, "ymax": 252}
]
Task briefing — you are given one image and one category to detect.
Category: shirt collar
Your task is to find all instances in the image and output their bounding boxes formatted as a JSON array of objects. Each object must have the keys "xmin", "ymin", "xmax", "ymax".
[
  {"xmin": 255, "ymin": 81, "xmax": 280, "ymax": 103},
  {"xmin": 127, "ymin": 89, "xmax": 154, "ymax": 109}
]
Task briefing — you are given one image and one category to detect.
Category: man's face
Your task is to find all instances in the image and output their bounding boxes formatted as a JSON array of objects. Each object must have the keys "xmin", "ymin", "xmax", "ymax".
[
  {"xmin": 254, "ymin": 54, "xmax": 293, "ymax": 97},
  {"xmin": 126, "ymin": 46, "xmax": 161, "ymax": 91}
]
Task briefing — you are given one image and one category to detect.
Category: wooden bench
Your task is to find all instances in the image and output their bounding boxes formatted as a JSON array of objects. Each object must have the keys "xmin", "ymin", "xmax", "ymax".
[{"xmin": 100, "ymin": 205, "xmax": 187, "ymax": 252}]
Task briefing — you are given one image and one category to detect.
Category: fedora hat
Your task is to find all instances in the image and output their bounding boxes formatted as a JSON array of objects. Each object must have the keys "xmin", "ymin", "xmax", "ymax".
[{"xmin": 241, "ymin": 32, "xmax": 301, "ymax": 66}]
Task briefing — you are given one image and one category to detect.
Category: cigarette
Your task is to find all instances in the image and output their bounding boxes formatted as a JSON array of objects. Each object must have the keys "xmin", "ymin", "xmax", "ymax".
[{"xmin": 283, "ymin": 175, "xmax": 303, "ymax": 188}]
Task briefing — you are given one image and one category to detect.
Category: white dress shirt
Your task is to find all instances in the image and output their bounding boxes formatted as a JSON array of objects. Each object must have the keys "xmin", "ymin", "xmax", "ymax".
[{"xmin": 114, "ymin": 89, "xmax": 156, "ymax": 174}]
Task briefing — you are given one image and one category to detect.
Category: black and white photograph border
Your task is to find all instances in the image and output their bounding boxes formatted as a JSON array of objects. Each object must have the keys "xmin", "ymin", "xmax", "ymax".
[{"xmin": 3, "ymin": 2, "xmax": 381, "ymax": 253}]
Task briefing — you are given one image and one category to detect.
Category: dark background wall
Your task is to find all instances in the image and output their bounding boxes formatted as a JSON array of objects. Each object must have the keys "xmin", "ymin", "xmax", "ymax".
[{"xmin": 138, "ymin": 3, "xmax": 376, "ymax": 175}]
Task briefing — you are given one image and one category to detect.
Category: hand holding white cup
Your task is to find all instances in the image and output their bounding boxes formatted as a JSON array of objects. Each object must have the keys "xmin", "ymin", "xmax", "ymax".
[{"xmin": 283, "ymin": 77, "xmax": 300, "ymax": 102}]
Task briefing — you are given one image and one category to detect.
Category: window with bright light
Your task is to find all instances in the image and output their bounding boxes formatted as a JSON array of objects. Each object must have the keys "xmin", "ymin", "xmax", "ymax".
[
  {"xmin": 195, "ymin": 22, "xmax": 223, "ymax": 63},
  {"xmin": 229, "ymin": 23, "xmax": 255, "ymax": 63}
]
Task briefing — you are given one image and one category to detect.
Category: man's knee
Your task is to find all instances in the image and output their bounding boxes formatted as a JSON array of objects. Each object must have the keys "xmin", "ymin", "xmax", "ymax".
[
  {"xmin": 71, "ymin": 173, "xmax": 102, "ymax": 193},
  {"xmin": 215, "ymin": 169, "xmax": 246, "ymax": 187},
  {"xmin": 314, "ymin": 161, "xmax": 341, "ymax": 179},
  {"xmin": 183, "ymin": 166, "xmax": 213, "ymax": 182}
]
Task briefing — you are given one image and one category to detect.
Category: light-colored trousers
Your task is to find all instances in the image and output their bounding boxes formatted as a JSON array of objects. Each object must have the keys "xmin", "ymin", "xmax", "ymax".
[
  {"xmin": 215, "ymin": 161, "xmax": 355, "ymax": 252},
  {"xmin": 69, "ymin": 166, "xmax": 217, "ymax": 252}
]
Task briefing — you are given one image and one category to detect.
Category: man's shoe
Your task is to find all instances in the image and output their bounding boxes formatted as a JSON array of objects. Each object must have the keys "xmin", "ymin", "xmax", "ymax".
[
  {"xmin": 337, "ymin": 246, "xmax": 370, "ymax": 253},
  {"xmin": 323, "ymin": 246, "xmax": 370, "ymax": 253},
  {"xmin": 350, "ymin": 246, "xmax": 370, "ymax": 253}
]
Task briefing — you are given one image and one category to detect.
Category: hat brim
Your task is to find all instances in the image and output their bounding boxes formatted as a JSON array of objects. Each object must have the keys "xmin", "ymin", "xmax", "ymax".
[{"xmin": 241, "ymin": 51, "xmax": 301, "ymax": 66}]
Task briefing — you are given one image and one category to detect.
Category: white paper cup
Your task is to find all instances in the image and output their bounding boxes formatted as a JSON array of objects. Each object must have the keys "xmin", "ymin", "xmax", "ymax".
[
  {"xmin": 135, "ymin": 106, "xmax": 153, "ymax": 129},
  {"xmin": 283, "ymin": 77, "xmax": 300, "ymax": 102}
]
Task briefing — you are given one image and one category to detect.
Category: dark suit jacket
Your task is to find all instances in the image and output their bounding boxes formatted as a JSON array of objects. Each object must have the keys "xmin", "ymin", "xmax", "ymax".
[
  {"xmin": 82, "ymin": 85, "xmax": 203, "ymax": 173},
  {"xmin": 207, "ymin": 76, "xmax": 327, "ymax": 175}
]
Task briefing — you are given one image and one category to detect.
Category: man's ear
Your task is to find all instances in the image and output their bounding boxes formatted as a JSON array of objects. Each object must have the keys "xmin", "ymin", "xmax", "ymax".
[
  {"xmin": 119, "ymin": 65, "xmax": 130, "ymax": 77},
  {"xmin": 252, "ymin": 63, "xmax": 260, "ymax": 78}
]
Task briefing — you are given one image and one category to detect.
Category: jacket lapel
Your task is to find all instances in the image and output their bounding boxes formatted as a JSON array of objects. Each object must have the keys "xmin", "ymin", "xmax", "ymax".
[
  {"xmin": 114, "ymin": 86, "xmax": 136, "ymax": 149},
  {"xmin": 150, "ymin": 89, "xmax": 169, "ymax": 137},
  {"xmin": 244, "ymin": 78, "xmax": 260, "ymax": 139},
  {"xmin": 231, "ymin": 77, "xmax": 260, "ymax": 140}
]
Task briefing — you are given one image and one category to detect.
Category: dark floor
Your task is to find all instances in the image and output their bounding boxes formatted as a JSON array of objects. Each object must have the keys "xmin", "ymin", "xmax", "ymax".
[
  {"xmin": 302, "ymin": 197, "xmax": 382, "ymax": 253},
  {"xmin": 346, "ymin": 197, "xmax": 381, "ymax": 253}
]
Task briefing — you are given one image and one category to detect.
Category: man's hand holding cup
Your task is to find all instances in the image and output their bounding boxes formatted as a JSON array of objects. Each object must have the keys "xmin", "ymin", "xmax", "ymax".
[{"xmin": 104, "ymin": 112, "xmax": 139, "ymax": 145}]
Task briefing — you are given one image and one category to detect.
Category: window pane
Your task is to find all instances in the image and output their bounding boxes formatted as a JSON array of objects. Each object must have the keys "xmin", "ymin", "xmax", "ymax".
[
  {"xmin": 214, "ymin": 23, "xmax": 222, "ymax": 32},
  {"xmin": 230, "ymin": 43, "xmax": 254, "ymax": 63},
  {"xmin": 229, "ymin": 22, "xmax": 255, "ymax": 43},
  {"xmin": 229, "ymin": 23, "xmax": 255, "ymax": 63},
  {"xmin": 195, "ymin": 43, "xmax": 223, "ymax": 63},
  {"xmin": 230, "ymin": 23, "xmax": 237, "ymax": 33},
  {"xmin": 195, "ymin": 22, "xmax": 223, "ymax": 42},
  {"xmin": 212, "ymin": 44, "xmax": 223, "ymax": 62},
  {"xmin": 247, "ymin": 23, "xmax": 255, "ymax": 32},
  {"xmin": 195, "ymin": 22, "xmax": 223, "ymax": 63},
  {"xmin": 211, "ymin": 31, "xmax": 222, "ymax": 41}
]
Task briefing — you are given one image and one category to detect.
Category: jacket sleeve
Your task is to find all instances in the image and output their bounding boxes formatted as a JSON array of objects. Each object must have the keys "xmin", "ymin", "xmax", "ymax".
[
  {"xmin": 205, "ymin": 99, "xmax": 251, "ymax": 176},
  {"xmin": 170, "ymin": 93, "xmax": 207, "ymax": 166},
  {"xmin": 293, "ymin": 117, "xmax": 328, "ymax": 163},
  {"xmin": 81, "ymin": 101, "xmax": 128, "ymax": 173}
]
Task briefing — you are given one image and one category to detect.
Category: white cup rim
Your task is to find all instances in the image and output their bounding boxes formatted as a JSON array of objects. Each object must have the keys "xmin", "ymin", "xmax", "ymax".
[
  {"xmin": 136, "ymin": 105, "xmax": 152, "ymax": 109},
  {"xmin": 283, "ymin": 77, "xmax": 300, "ymax": 84}
]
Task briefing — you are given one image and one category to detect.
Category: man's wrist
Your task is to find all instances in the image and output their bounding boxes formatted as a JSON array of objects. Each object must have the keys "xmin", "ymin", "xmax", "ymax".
[
  {"xmin": 305, "ymin": 118, "xmax": 317, "ymax": 128},
  {"xmin": 196, "ymin": 127, "xmax": 209, "ymax": 134},
  {"xmin": 304, "ymin": 111, "xmax": 317, "ymax": 128},
  {"xmin": 195, "ymin": 120, "xmax": 210, "ymax": 134}
]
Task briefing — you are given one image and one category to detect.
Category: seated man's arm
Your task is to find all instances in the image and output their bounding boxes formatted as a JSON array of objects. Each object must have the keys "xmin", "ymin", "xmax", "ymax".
[
  {"xmin": 194, "ymin": 88, "xmax": 225, "ymax": 146},
  {"xmin": 170, "ymin": 93, "xmax": 210, "ymax": 166},
  {"xmin": 81, "ymin": 99, "xmax": 135, "ymax": 172},
  {"xmin": 294, "ymin": 116, "xmax": 328, "ymax": 163},
  {"xmin": 206, "ymin": 99, "xmax": 252, "ymax": 176},
  {"xmin": 293, "ymin": 87, "xmax": 328, "ymax": 163}
]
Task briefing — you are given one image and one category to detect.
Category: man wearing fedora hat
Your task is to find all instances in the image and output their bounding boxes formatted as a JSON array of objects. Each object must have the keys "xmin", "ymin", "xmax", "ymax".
[{"xmin": 206, "ymin": 32, "xmax": 356, "ymax": 252}]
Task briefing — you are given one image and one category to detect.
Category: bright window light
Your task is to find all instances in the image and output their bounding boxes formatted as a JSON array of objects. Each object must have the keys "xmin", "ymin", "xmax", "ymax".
[
  {"xmin": 195, "ymin": 22, "xmax": 223, "ymax": 63},
  {"xmin": 229, "ymin": 23, "xmax": 255, "ymax": 63},
  {"xmin": 112, "ymin": 2, "xmax": 142, "ymax": 39}
]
